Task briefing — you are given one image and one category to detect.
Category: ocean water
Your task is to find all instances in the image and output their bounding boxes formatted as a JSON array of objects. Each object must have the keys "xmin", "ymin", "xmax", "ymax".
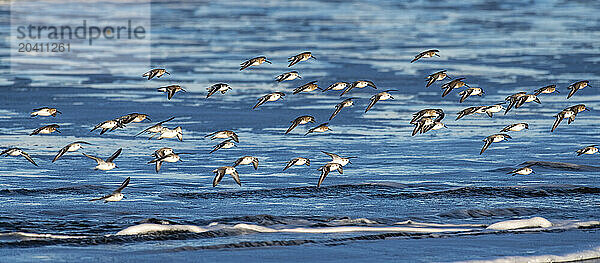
[{"xmin": 1, "ymin": 0, "xmax": 600, "ymax": 262}]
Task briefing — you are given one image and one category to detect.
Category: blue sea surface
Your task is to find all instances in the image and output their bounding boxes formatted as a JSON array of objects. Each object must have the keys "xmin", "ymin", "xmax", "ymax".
[{"xmin": 1, "ymin": 0, "xmax": 600, "ymax": 262}]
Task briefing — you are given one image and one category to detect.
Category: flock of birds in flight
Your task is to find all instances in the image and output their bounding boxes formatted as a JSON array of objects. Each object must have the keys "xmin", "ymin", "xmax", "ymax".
[{"xmin": 1, "ymin": 50, "xmax": 596, "ymax": 202}]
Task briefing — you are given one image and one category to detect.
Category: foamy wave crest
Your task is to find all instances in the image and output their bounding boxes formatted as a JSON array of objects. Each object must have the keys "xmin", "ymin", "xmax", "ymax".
[{"xmin": 461, "ymin": 246, "xmax": 600, "ymax": 263}]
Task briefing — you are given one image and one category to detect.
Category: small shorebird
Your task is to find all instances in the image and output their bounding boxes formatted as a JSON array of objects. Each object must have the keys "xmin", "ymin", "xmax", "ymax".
[
  {"xmin": 233, "ymin": 156, "xmax": 259, "ymax": 170},
  {"xmin": 148, "ymin": 151, "xmax": 190, "ymax": 173},
  {"xmin": 118, "ymin": 113, "xmax": 150, "ymax": 124},
  {"xmin": 317, "ymin": 162, "xmax": 343, "ymax": 187},
  {"xmin": 212, "ymin": 166, "xmax": 241, "ymax": 187},
  {"xmin": 551, "ymin": 105, "xmax": 588, "ymax": 132},
  {"xmin": 30, "ymin": 124, "xmax": 60, "ymax": 135},
  {"xmin": 515, "ymin": 94, "xmax": 541, "ymax": 108},
  {"xmin": 149, "ymin": 147, "xmax": 173, "ymax": 172},
  {"xmin": 205, "ymin": 130, "xmax": 239, "ymax": 143},
  {"xmin": 507, "ymin": 165, "xmax": 534, "ymax": 176},
  {"xmin": 322, "ymin": 82, "xmax": 350, "ymax": 92},
  {"xmin": 480, "ymin": 134, "xmax": 511, "ymax": 155},
  {"xmin": 293, "ymin": 81, "xmax": 321, "ymax": 94},
  {"xmin": 456, "ymin": 106, "xmax": 482, "ymax": 120},
  {"xmin": 330, "ymin": 98, "xmax": 356, "ymax": 120},
  {"xmin": 91, "ymin": 119, "xmax": 125, "ymax": 135},
  {"xmin": 285, "ymin": 115, "xmax": 316, "ymax": 134},
  {"xmin": 410, "ymin": 49, "xmax": 440, "ymax": 63},
  {"xmin": 533, "ymin": 85, "xmax": 559, "ymax": 96},
  {"xmin": 365, "ymin": 90, "xmax": 397, "ymax": 112},
  {"xmin": 500, "ymin": 123, "xmax": 529, "ymax": 132},
  {"xmin": 567, "ymin": 80, "xmax": 590, "ymax": 99},
  {"xmin": 275, "ymin": 71, "xmax": 301, "ymax": 82},
  {"xmin": 155, "ymin": 126, "xmax": 183, "ymax": 141},
  {"xmin": 305, "ymin": 122, "xmax": 331, "ymax": 136},
  {"xmin": 340, "ymin": 80, "xmax": 376, "ymax": 96},
  {"xmin": 53, "ymin": 141, "xmax": 91, "ymax": 162},
  {"xmin": 425, "ymin": 70, "xmax": 451, "ymax": 87},
  {"xmin": 458, "ymin": 87, "xmax": 484, "ymax": 103},
  {"xmin": 210, "ymin": 139, "xmax": 236, "ymax": 154},
  {"xmin": 89, "ymin": 177, "xmax": 130, "ymax": 202},
  {"xmin": 288, "ymin": 51, "xmax": 316, "ymax": 67},
  {"xmin": 479, "ymin": 104, "xmax": 505, "ymax": 118},
  {"xmin": 135, "ymin": 117, "xmax": 175, "ymax": 138},
  {"xmin": 504, "ymin": 92, "xmax": 527, "ymax": 114},
  {"xmin": 31, "ymin": 107, "xmax": 61, "ymax": 117},
  {"xmin": 158, "ymin": 85, "xmax": 186, "ymax": 100},
  {"xmin": 83, "ymin": 148, "xmax": 122, "ymax": 171},
  {"xmin": 142, "ymin": 68, "xmax": 170, "ymax": 80},
  {"xmin": 253, "ymin": 92, "xmax": 285, "ymax": 109},
  {"xmin": 206, "ymin": 83, "xmax": 232, "ymax": 98},
  {"xmin": 322, "ymin": 151, "xmax": 355, "ymax": 166},
  {"xmin": 240, "ymin": 56, "xmax": 271, "ymax": 71},
  {"xmin": 441, "ymin": 78, "xmax": 470, "ymax": 97},
  {"xmin": 411, "ymin": 109, "xmax": 445, "ymax": 124},
  {"xmin": 283, "ymin": 157, "xmax": 310, "ymax": 171},
  {"xmin": 0, "ymin": 148, "xmax": 37, "ymax": 166},
  {"xmin": 576, "ymin": 145, "xmax": 598, "ymax": 156}
]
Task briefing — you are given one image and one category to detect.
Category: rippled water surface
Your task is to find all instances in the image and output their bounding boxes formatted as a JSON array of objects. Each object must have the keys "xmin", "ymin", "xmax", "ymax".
[{"xmin": 1, "ymin": 0, "xmax": 600, "ymax": 262}]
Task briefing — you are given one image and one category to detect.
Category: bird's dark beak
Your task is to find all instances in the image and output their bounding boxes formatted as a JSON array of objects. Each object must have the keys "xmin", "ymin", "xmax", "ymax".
[
  {"xmin": 298, "ymin": 76, "xmax": 302, "ymax": 79},
  {"xmin": 56, "ymin": 130, "xmax": 61, "ymax": 133},
  {"xmin": 390, "ymin": 96, "xmax": 395, "ymax": 100},
  {"xmin": 265, "ymin": 60, "xmax": 272, "ymax": 64},
  {"xmin": 165, "ymin": 72, "xmax": 171, "ymax": 75},
  {"xmin": 57, "ymin": 110, "xmax": 62, "ymax": 114},
  {"xmin": 145, "ymin": 117, "xmax": 152, "ymax": 122},
  {"xmin": 555, "ymin": 90, "xmax": 560, "ymax": 93},
  {"xmin": 311, "ymin": 56, "xmax": 317, "ymax": 60},
  {"xmin": 181, "ymin": 89, "xmax": 187, "ymax": 92}
]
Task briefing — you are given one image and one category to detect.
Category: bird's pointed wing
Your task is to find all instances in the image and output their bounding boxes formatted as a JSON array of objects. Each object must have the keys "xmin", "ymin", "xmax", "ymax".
[
  {"xmin": 329, "ymin": 104, "xmax": 343, "ymax": 120},
  {"xmin": 566, "ymin": 87, "xmax": 576, "ymax": 99},
  {"xmin": 288, "ymin": 55, "xmax": 300, "ymax": 67},
  {"xmin": 213, "ymin": 169, "xmax": 224, "ymax": 186},
  {"xmin": 480, "ymin": 139, "xmax": 492, "ymax": 155},
  {"xmin": 285, "ymin": 119, "xmax": 300, "ymax": 134},
  {"xmin": 321, "ymin": 151, "xmax": 340, "ymax": 161},
  {"xmin": 210, "ymin": 143, "xmax": 223, "ymax": 154},
  {"xmin": 551, "ymin": 115, "xmax": 563, "ymax": 132},
  {"xmin": 283, "ymin": 160, "xmax": 294, "ymax": 171},
  {"xmin": 167, "ymin": 88, "xmax": 176, "ymax": 100},
  {"xmin": 83, "ymin": 153, "xmax": 103, "ymax": 164},
  {"xmin": 231, "ymin": 171, "xmax": 242, "ymax": 186},
  {"xmin": 155, "ymin": 160, "xmax": 162, "ymax": 173},
  {"xmin": 29, "ymin": 126, "xmax": 44, "ymax": 136},
  {"xmin": 21, "ymin": 152, "xmax": 38, "ymax": 166},
  {"xmin": 505, "ymin": 99, "xmax": 518, "ymax": 115},
  {"xmin": 365, "ymin": 95, "xmax": 379, "ymax": 113},
  {"xmin": 52, "ymin": 144, "xmax": 71, "ymax": 162},
  {"xmin": 252, "ymin": 158, "xmax": 259, "ymax": 170},
  {"xmin": 317, "ymin": 169, "xmax": 329, "ymax": 187},
  {"xmin": 230, "ymin": 132, "xmax": 239, "ymax": 143},
  {"xmin": 232, "ymin": 157, "xmax": 244, "ymax": 167},
  {"xmin": 206, "ymin": 87, "xmax": 217, "ymax": 98},
  {"xmin": 253, "ymin": 96, "xmax": 268, "ymax": 109},
  {"xmin": 441, "ymin": 86, "xmax": 453, "ymax": 97},
  {"xmin": 339, "ymin": 84, "xmax": 354, "ymax": 97},
  {"xmin": 106, "ymin": 148, "xmax": 122, "ymax": 162},
  {"xmin": 113, "ymin": 177, "xmax": 130, "ymax": 193},
  {"xmin": 459, "ymin": 89, "xmax": 473, "ymax": 103}
]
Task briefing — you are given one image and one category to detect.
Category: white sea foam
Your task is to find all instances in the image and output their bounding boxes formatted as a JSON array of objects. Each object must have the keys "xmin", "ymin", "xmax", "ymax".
[
  {"xmin": 461, "ymin": 246, "xmax": 600, "ymax": 263},
  {"xmin": 115, "ymin": 223, "xmax": 207, "ymax": 236},
  {"xmin": 486, "ymin": 217, "xmax": 552, "ymax": 230},
  {"xmin": 0, "ymin": 232, "xmax": 88, "ymax": 240}
]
